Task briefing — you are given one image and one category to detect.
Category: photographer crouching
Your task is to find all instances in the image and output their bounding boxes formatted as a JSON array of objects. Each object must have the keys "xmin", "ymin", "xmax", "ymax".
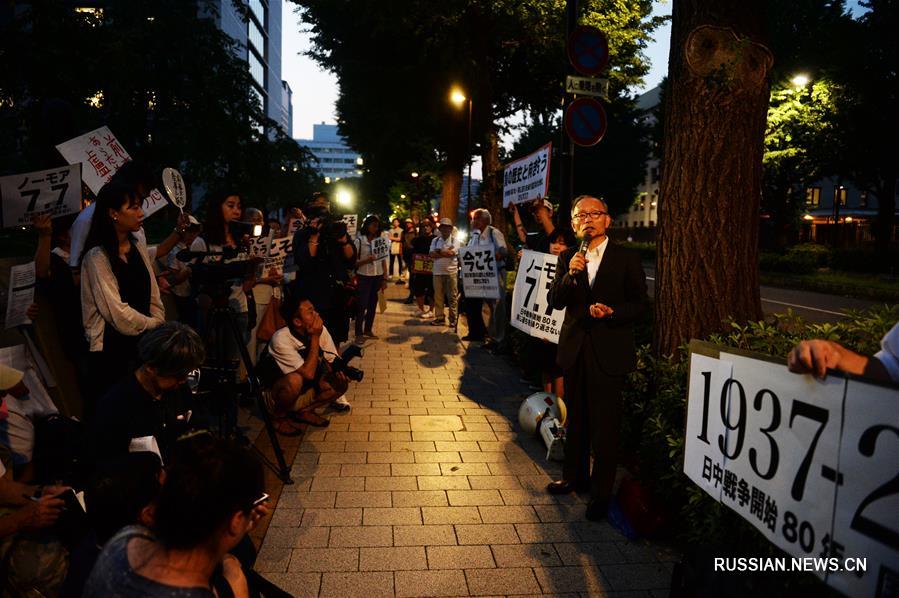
[{"xmin": 261, "ymin": 290, "xmax": 363, "ymax": 433}]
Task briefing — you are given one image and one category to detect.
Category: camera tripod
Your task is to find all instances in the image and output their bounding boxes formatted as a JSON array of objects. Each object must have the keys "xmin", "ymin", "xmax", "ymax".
[{"xmin": 200, "ymin": 299, "xmax": 293, "ymax": 484}]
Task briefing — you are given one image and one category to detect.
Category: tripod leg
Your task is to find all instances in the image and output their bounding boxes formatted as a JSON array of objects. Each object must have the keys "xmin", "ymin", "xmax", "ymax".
[{"xmin": 225, "ymin": 310, "xmax": 294, "ymax": 484}]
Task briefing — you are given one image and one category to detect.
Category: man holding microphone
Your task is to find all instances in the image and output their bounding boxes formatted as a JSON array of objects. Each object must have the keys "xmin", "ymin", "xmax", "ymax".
[{"xmin": 545, "ymin": 195, "xmax": 649, "ymax": 521}]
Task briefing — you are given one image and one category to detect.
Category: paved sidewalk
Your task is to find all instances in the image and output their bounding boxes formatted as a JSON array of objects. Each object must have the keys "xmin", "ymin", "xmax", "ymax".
[{"xmin": 254, "ymin": 286, "xmax": 674, "ymax": 597}]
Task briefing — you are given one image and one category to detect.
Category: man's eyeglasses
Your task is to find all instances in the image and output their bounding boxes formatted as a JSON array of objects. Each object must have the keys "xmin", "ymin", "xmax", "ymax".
[{"xmin": 572, "ymin": 211, "xmax": 608, "ymax": 222}]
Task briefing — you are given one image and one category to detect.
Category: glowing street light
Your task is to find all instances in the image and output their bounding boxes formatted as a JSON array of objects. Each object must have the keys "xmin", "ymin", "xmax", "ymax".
[
  {"xmin": 791, "ymin": 73, "xmax": 810, "ymax": 87},
  {"xmin": 335, "ymin": 188, "xmax": 353, "ymax": 207},
  {"xmin": 450, "ymin": 85, "xmax": 473, "ymax": 207},
  {"xmin": 450, "ymin": 87, "xmax": 467, "ymax": 107},
  {"xmin": 410, "ymin": 172, "xmax": 419, "ymax": 179}
]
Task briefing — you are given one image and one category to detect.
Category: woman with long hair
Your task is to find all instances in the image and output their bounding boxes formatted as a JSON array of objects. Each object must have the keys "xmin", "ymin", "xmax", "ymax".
[
  {"xmin": 353, "ymin": 215, "xmax": 388, "ymax": 345},
  {"xmin": 80, "ymin": 176, "xmax": 164, "ymax": 403}
]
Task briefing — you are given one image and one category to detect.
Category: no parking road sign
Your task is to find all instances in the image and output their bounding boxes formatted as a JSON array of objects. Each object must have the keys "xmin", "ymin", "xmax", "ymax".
[
  {"xmin": 567, "ymin": 25, "xmax": 609, "ymax": 76},
  {"xmin": 564, "ymin": 98, "xmax": 607, "ymax": 147}
]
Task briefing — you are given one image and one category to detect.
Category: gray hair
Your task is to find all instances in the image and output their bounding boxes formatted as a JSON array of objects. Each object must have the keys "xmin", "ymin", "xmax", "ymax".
[
  {"xmin": 472, "ymin": 208, "xmax": 492, "ymax": 224},
  {"xmin": 243, "ymin": 207, "xmax": 264, "ymax": 225},
  {"xmin": 137, "ymin": 322, "xmax": 206, "ymax": 377},
  {"xmin": 571, "ymin": 195, "xmax": 609, "ymax": 217}
]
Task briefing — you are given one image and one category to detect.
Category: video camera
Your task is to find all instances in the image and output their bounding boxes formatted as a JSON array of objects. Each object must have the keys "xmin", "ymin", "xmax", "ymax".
[
  {"xmin": 327, "ymin": 343, "xmax": 364, "ymax": 382},
  {"xmin": 306, "ymin": 205, "xmax": 348, "ymax": 240}
]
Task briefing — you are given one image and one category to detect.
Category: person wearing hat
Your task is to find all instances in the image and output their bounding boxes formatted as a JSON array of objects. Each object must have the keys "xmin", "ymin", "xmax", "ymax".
[
  {"xmin": 0, "ymin": 363, "xmax": 59, "ymax": 473},
  {"xmin": 429, "ymin": 218, "xmax": 460, "ymax": 327},
  {"xmin": 510, "ymin": 198, "xmax": 556, "ymax": 254}
]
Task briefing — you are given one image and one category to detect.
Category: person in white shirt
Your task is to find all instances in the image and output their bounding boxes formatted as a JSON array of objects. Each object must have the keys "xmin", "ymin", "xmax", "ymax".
[
  {"xmin": 352, "ymin": 216, "xmax": 388, "ymax": 345},
  {"xmin": 429, "ymin": 217, "xmax": 459, "ymax": 327},
  {"xmin": 461, "ymin": 209, "xmax": 508, "ymax": 350},
  {"xmin": 266, "ymin": 292, "xmax": 350, "ymax": 432}
]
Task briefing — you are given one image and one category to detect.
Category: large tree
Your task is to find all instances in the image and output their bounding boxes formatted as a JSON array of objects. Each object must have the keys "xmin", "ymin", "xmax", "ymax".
[
  {"xmin": 653, "ymin": 0, "xmax": 772, "ymax": 356},
  {"xmin": 0, "ymin": 1, "xmax": 316, "ymax": 210}
]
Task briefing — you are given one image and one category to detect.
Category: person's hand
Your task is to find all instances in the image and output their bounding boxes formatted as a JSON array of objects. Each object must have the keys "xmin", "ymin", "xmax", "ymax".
[
  {"xmin": 175, "ymin": 212, "xmax": 190, "ymax": 233},
  {"xmin": 248, "ymin": 502, "xmax": 270, "ymax": 530},
  {"xmin": 589, "ymin": 303, "xmax": 614, "ymax": 319},
  {"xmin": 42, "ymin": 485, "xmax": 72, "ymax": 498},
  {"xmin": 569, "ymin": 252, "xmax": 587, "ymax": 275},
  {"xmin": 26, "ymin": 303, "xmax": 38, "ymax": 321},
  {"xmin": 309, "ymin": 314, "xmax": 324, "ymax": 337},
  {"xmin": 22, "ymin": 496, "xmax": 65, "ymax": 530},
  {"xmin": 517, "ymin": 249, "xmax": 523, "ymax": 262},
  {"xmin": 788, "ymin": 339, "xmax": 842, "ymax": 379},
  {"xmin": 32, "ymin": 213, "xmax": 52, "ymax": 237},
  {"xmin": 380, "ymin": 279, "xmax": 388, "ymax": 291}
]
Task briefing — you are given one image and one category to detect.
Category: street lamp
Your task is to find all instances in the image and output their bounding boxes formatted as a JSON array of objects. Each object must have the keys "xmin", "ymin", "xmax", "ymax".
[
  {"xmin": 791, "ymin": 73, "xmax": 810, "ymax": 87},
  {"xmin": 335, "ymin": 188, "xmax": 353, "ymax": 208},
  {"xmin": 450, "ymin": 86, "xmax": 473, "ymax": 210}
]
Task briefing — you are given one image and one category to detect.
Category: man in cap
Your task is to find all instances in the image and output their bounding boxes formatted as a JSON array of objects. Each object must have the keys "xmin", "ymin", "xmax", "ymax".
[
  {"xmin": 0, "ymin": 364, "xmax": 58, "ymax": 473},
  {"xmin": 511, "ymin": 198, "xmax": 556, "ymax": 253},
  {"xmin": 429, "ymin": 217, "xmax": 460, "ymax": 327}
]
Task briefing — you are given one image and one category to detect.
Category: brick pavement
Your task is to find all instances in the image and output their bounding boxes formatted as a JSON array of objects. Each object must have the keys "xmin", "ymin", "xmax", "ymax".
[{"xmin": 254, "ymin": 285, "xmax": 675, "ymax": 597}]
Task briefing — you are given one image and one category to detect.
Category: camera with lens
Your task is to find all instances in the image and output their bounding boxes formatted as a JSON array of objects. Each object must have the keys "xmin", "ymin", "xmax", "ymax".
[
  {"xmin": 326, "ymin": 344, "xmax": 364, "ymax": 383},
  {"xmin": 305, "ymin": 205, "xmax": 348, "ymax": 240}
]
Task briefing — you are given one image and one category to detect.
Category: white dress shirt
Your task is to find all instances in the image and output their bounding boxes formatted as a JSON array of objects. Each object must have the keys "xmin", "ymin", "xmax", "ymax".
[{"xmin": 585, "ymin": 237, "xmax": 609, "ymax": 287}]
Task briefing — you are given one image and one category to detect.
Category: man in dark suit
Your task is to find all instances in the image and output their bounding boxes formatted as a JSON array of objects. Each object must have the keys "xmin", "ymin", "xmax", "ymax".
[{"xmin": 546, "ymin": 195, "xmax": 649, "ymax": 521}]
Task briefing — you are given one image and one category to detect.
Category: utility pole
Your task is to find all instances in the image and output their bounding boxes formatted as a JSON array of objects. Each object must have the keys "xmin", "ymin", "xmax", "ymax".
[{"xmin": 558, "ymin": 0, "xmax": 578, "ymax": 223}]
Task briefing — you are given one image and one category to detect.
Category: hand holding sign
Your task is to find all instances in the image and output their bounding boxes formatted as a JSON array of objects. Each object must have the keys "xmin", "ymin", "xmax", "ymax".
[{"xmin": 162, "ymin": 168, "xmax": 187, "ymax": 213}]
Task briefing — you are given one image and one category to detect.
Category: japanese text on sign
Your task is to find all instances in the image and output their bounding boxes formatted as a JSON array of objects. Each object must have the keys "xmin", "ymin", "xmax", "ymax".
[
  {"xmin": 342, "ymin": 214, "xmax": 358, "ymax": 237},
  {"xmin": 0, "ymin": 164, "xmax": 83, "ymax": 228},
  {"xmin": 459, "ymin": 247, "xmax": 500, "ymax": 300},
  {"xmin": 371, "ymin": 237, "xmax": 390, "ymax": 261},
  {"xmin": 56, "ymin": 126, "xmax": 132, "ymax": 194},
  {"xmin": 4, "ymin": 262, "xmax": 36, "ymax": 329},
  {"xmin": 685, "ymin": 348, "xmax": 899, "ymax": 597},
  {"xmin": 412, "ymin": 253, "xmax": 434, "ymax": 274},
  {"xmin": 510, "ymin": 250, "xmax": 566, "ymax": 343},
  {"xmin": 502, "ymin": 142, "xmax": 552, "ymax": 207}
]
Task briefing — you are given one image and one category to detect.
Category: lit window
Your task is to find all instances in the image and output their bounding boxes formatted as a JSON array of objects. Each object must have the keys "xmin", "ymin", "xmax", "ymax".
[
  {"xmin": 805, "ymin": 187, "xmax": 821, "ymax": 208},
  {"xmin": 859, "ymin": 191, "xmax": 868, "ymax": 208},
  {"xmin": 835, "ymin": 186, "xmax": 847, "ymax": 207}
]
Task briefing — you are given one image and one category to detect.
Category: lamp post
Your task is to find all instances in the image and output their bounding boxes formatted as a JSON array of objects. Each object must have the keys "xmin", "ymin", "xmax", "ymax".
[{"xmin": 450, "ymin": 87, "xmax": 473, "ymax": 209}]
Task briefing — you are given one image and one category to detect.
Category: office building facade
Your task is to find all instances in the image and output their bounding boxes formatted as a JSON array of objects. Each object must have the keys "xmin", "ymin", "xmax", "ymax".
[{"xmin": 297, "ymin": 123, "xmax": 364, "ymax": 180}]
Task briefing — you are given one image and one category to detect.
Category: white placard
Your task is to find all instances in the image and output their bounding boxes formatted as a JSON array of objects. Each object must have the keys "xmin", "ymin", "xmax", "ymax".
[
  {"xmin": 287, "ymin": 217, "xmax": 303, "ymax": 236},
  {"xmin": 371, "ymin": 237, "xmax": 390, "ymax": 261},
  {"xmin": 342, "ymin": 214, "xmax": 358, "ymax": 237},
  {"xmin": 5, "ymin": 262, "xmax": 36, "ymax": 329},
  {"xmin": 459, "ymin": 246, "xmax": 500, "ymax": 300},
  {"xmin": 0, "ymin": 164, "xmax": 83, "ymax": 228},
  {"xmin": 502, "ymin": 142, "xmax": 551, "ymax": 207},
  {"xmin": 142, "ymin": 188, "xmax": 168, "ymax": 218},
  {"xmin": 828, "ymin": 380, "xmax": 899, "ymax": 597},
  {"xmin": 510, "ymin": 250, "xmax": 566, "ymax": 343},
  {"xmin": 263, "ymin": 236, "xmax": 293, "ymax": 278},
  {"xmin": 55, "ymin": 126, "xmax": 131, "ymax": 194},
  {"xmin": 161, "ymin": 168, "xmax": 187, "ymax": 209}
]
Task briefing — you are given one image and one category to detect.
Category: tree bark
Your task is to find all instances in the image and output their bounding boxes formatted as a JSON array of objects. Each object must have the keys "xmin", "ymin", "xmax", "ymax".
[
  {"xmin": 481, "ymin": 119, "xmax": 505, "ymax": 233},
  {"xmin": 653, "ymin": 0, "xmax": 771, "ymax": 357}
]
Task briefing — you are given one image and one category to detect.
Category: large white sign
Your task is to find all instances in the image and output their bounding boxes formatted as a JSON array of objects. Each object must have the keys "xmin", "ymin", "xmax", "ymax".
[
  {"xmin": 342, "ymin": 214, "xmax": 358, "ymax": 237},
  {"xmin": 371, "ymin": 236, "xmax": 390, "ymax": 261},
  {"xmin": 510, "ymin": 250, "xmax": 566, "ymax": 343},
  {"xmin": 56, "ymin": 126, "xmax": 132, "ymax": 194},
  {"xmin": 685, "ymin": 349, "xmax": 899, "ymax": 595},
  {"xmin": 459, "ymin": 246, "xmax": 500, "ymax": 300},
  {"xmin": 502, "ymin": 142, "xmax": 551, "ymax": 207},
  {"xmin": 0, "ymin": 165, "xmax": 83, "ymax": 228}
]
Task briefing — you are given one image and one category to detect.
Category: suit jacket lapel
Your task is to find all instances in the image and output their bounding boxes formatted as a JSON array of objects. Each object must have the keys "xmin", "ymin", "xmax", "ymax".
[{"xmin": 589, "ymin": 242, "xmax": 614, "ymax": 298}]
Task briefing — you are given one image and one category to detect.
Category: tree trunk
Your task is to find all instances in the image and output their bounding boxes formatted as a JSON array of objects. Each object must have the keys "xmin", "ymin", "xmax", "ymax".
[
  {"xmin": 440, "ymin": 167, "xmax": 463, "ymax": 222},
  {"xmin": 653, "ymin": 0, "xmax": 771, "ymax": 357},
  {"xmin": 481, "ymin": 119, "xmax": 505, "ymax": 233}
]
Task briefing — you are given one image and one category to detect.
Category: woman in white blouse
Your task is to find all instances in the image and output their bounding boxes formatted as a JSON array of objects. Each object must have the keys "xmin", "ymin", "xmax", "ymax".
[{"xmin": 353, "ymin": 215, "xmax": 388, "ymax": 345}]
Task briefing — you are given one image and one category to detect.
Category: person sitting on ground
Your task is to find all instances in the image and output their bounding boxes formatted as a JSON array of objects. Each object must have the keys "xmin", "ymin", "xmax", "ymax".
[
  {"xmin": 86, "ymin": 322, "xmax": 206, "ymax": 469},
  {"xmin": 0, "ymin": 364, "xmax": 59, "ymax": 480},
  {"xmin": 83, "ymin": 434, "xmax": 267, "ymax": 598},
  {"xmin": 263, "ymin": 290, "xmax": 350, "ymax": 433},
  {"xmin": 788, "ymin": 321, "xmax": 898, "ymax": 383}
]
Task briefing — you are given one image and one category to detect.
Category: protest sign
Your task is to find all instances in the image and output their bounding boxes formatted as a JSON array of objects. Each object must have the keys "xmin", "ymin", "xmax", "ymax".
[
  {"xmin": 56, "ymin": 126, "xmax": 131, "ymax": 194},
  {"xmin": 459, "ymin": 246, "xmax": 500, "ymax": 299},
  {"xmin": 0, "ymin": 164, "xmax": 83, "ymax": 228},
  {"xmin": 371, "ymin": 237, "xmax": 390, "ymax": 261},
  {"xmin": 262, "ymin": 236, "xmax": 293, "ymax": 278},
  {"xmin": 5, "ymin": 262, "xmax": 35, "ymax": 328},
  {"xmin": 162, "ymin": 168, "xmax": 187, "ymax": 210},
  {"xmin": 342, "ymin": 214, "xmax": 357, "ymax": 237},
  {"xmin": 142, "ymin": 188, "xmax": 168, "ymax": 218},
  {"xmin": 287, "ymin": 217, "xmax": 303, "ymax": 236},
  {"xmin": 412, "ymin": 254, "xmax": 434, "ymax": 274},
  {"xmin": 502, "ymin": 142, "xmax": 551, "ymax": 207},
  {"xmin": 684, "ymin": 345, "xmax": 899, "ymax": 594},
  {"xmin": 510, "ymin": 250, "xmax": 566, "ymax": 343}
]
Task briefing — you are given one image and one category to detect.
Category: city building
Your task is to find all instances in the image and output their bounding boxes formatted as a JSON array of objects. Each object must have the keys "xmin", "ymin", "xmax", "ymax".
[
  {"xmin": 209, "ymin": 0, "xmax": 292, "ymax": 135},
  {"xmin": 616, "ymin": 85, "xmax": 660, "ymax": 231},
  {"xmin": 296, "ymin": 123, "xmax": 364, "ymax": 180}
]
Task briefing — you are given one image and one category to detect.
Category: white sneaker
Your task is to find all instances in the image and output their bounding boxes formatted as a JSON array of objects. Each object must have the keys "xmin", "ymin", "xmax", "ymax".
[
  {"xmin": 418, "ymin": 309, "xmax": 432, "ymax": 319},
  {"xmin": 333, "ymin": 395, "xmax": 351, "ymax": 412}
]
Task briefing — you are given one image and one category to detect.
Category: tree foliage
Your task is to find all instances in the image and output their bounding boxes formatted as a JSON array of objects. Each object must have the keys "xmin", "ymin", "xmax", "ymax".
[{"xmin": 0, "ymin": 1, "xmax": 316, "ymax": 211}]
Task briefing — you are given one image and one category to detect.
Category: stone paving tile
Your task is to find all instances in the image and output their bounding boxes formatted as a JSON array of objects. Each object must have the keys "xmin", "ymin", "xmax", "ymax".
[
  {"xmin": 347, "ymin": 423, "xmax": 391, "ymax": 432},
  {"xmin": 335, "ymin": 491, "xmax": 392, "ymax": 508},
  {"xmin": 301, "ymin": 508, "xmax": 363, "ymax": 527},
  {"xmin": 369, "ymin": 431, "xmax": 414, "ymax": 441},
  {"xmin": 393, "ymin": 524, "xmax": 458, "ymax": 546},
  {"xmin": 454, "ymin": 523, "xmax": 519, "ymax": 545},
  {"xmin": 262, "ymin": 526, "xmax": 329, "ymax": 548},
  {"xmin": 267, "ymin": 508, "xmax": 305, "ymax": 528},
  {"xmin": 499, "ymin": 488, "xmax": 570, "ymax": 506},
  {"xmin": 447, "ymin": 489, "xmax": 504, "ymax": 506},
  {"xmin": 534, "ymin": 503, "xmax": 591, "ymax": 522},
  {"xmin": 367, "ymin": 451, "xmax": 415, "ymax": 463},
  {"xmin": 459, "ymin": 451, "xmax": 509, "ymax": 463},
  {"xmin": 467, "ymin": 475, "xmax": 522, "ymax": 490},
  {"xmin": 427, "ymin": 545, "xmax": 496, "ymax": 569},
  {"xmin": 254, "ymin": 545, "xmax": 291, "ymax": 572},
  {"xmin": 414, "ymin": 451, "xmax": 462, "ymax": 463},
  {"xmin": 422, "ymin": 506, "xmax": 482, "ymax": 525},
  {"xmin": 319, "ymin": 571, "xmax": 394, "ymax": 598},
  {"xmin": 478, "ymin": 506, "xmax": 540, "ymax": 524},
  {"xmin": 344, "ymin": 441, "xmax": 392, "ymax": 453},
  {"xmin": 394, "ymin": 570, "xmax": 469, "ymax": 597},
  {"xmin": 465, "ymin": 567, "xmax": 541, "ymax": 595},
  {"xmin": 491, "ymin": 543, "xmax": 562, "ymax": 568},
  {"xmin": 288, "ymin": 548, "xmax": 359, "ymax": 572},
  {"xmin": 328, "ymin": 526, "xmax": 394, "ymax": 547},
  {"xmin": 392, "ymin": 463, "xmax": 442, "ymax": 476},
  {"xmin": 554, "ymin": 542, "xmax": 627, "ymax": 566},
  {"xmin": 277, "ymin": 491, "xmax": 336, "ymax": 510},
  {"xmin": 363, "ymin": 506, "xmax": 423, "ymax": 526},
  {"xmin": 440, "ymin": 462, "xmax": 491, "ymax": 476},
  {"xmin": 533, "ymin": 565, "xmax": 610, "ymax": 594},
  {"xmin": 318, "ymin": 452, "xmax": 367, "ymax": 464},
  {"xmin": 515, "ymin": 522, "xmax": 581, "ymax": 543},
  {"xmin": 309, "ymin": 476, "xmax": 365, "ymax": 492},
  {"xmin": 418, "ymin": 476, "xmax": 471, "ymax": 490},
  {"xmin": 434, "ymin": 441, "xmax": 481, "ymax": 452},
  {"xmin": 600, "ymin": 563, "xmax": 672, "ymax": 591},
  {"xmin": 340, "ymin": 463, "xmax": 392, "ymax": 477},
  {"xmin": 359, "ymin": 546, "xmax": 428, "ymax": 571},
  {"xmin": 392, "ymin": 490, "xmax": 449, "ymax": 507},
  {"xmin": 263, "ymin": 573, "xmax": 321, "ymax": 598},
  {"xmin": 365, "ymin": 476, "xmax": 419, "ymax": 491},
  {"xmin": 392, "ymin": 441, "xmax": 438, "ymax": 452}
]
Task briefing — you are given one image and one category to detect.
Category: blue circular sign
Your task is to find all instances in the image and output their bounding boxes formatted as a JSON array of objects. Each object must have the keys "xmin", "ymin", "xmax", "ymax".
[
  {"xmin": 564, "ymin": 98, "xmax": 607, "ymax": 147},
  {"xmin": 567, "ymin": 26, "xmax": 609, "ymax": 77}
]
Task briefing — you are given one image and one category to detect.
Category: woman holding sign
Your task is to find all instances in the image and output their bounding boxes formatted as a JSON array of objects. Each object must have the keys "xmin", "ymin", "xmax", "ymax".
[{"xmin": 353, "ymin": 215, "xmax": 388, "ymax": 345}]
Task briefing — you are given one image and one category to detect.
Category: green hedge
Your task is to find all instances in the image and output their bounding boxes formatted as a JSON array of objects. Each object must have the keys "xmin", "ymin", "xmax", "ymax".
[{"xmin": 620, "ymin": 305, "xmax": 897, "ymax": 576}]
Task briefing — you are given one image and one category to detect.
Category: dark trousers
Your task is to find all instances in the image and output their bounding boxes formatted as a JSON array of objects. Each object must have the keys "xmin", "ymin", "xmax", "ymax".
[
  {"xmin": 389, "ymin": 254, "xmax": 404, "ymax": 276},
  {"xmin": 562, "ymin": 351, "xmax": 625, "ymax": 505},
  {"xmin": 462, "ymin": 298, "xmax": 487, "ymax": 340},
  {"xmin": 355, "ymin": 274, "xmax": 381, "ymax": 336}
]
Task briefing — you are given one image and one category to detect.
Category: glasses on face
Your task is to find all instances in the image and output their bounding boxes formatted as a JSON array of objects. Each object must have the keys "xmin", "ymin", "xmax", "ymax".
[{"xmin": 572, "ymin": 210, "xmax": 608, "ymax": 222}]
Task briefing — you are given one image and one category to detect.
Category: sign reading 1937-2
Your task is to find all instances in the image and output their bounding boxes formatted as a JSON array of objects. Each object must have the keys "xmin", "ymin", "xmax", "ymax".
[{"xmin": 684, "ymin": 342, "xmax": 898, "ymax": 597}]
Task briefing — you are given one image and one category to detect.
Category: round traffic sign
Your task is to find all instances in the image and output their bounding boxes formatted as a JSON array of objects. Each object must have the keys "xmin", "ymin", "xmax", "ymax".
[
  {"xmin": 567, "ymin": 25, "xmax": 609, "ymax": 77},
  {"xmin": 564, "ymin": 98, "xmax": 607, "ymax": 147}
]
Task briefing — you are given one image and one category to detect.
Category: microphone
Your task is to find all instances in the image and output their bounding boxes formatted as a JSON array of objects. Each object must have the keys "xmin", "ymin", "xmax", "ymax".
[{"xmin": 570, "ymin": 233, "xmax": 591, "ymax": 279}]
